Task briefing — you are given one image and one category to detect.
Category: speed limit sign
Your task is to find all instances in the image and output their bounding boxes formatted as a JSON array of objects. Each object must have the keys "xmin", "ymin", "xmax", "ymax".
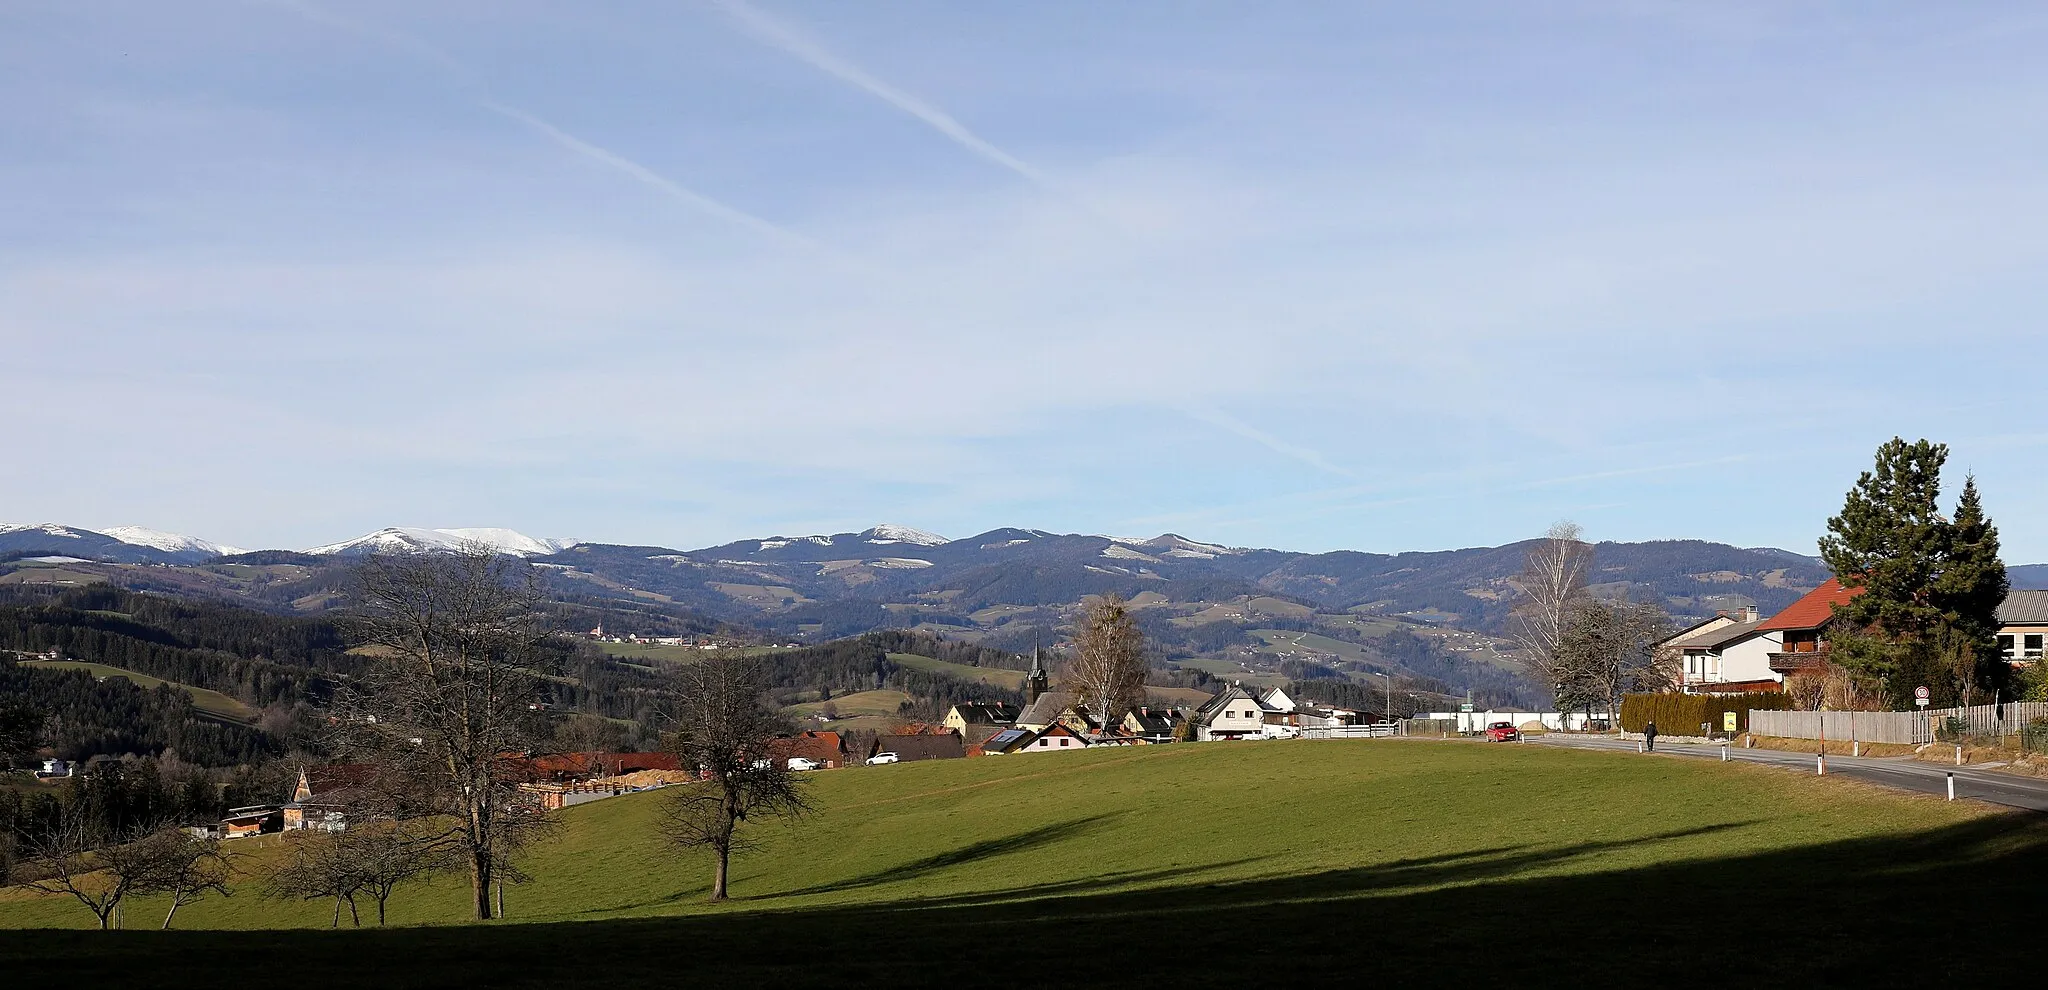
[{"xmin": 1915, "ymin": 685, "xmax": 1930, "ymax": 708}]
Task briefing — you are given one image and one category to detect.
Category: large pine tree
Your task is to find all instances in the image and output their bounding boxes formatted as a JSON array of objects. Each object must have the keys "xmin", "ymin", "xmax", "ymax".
[
  {"xmin": 1817, "ymin": 439, "xmax": 2010, "ymax": 705},
  {"xmin": 1818, "ymin": 437, "xmax": 1952, "ymax": 638}
]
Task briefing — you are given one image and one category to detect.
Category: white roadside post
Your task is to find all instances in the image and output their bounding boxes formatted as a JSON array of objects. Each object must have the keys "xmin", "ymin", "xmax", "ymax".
[
  {"xmin": 1817, "ymin": 753, "xmax": 1826, "ymax": 776},
  {"xmin": 1956, "ymin": 746, "xmax": 1964, "ymax": 767},
  {"xmin": 1721, "ymin": 745, "xmax": 1728, "ymax": 762},
  {"xmin": 1947, "ymin": 772, "xmax": 1956, "ymax": 802}
]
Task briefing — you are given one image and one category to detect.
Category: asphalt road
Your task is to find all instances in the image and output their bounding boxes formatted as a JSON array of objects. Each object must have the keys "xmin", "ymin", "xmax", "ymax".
[{"xmin": 1529, "ymin": 734, "xmax": 2048, "ymax": 813}]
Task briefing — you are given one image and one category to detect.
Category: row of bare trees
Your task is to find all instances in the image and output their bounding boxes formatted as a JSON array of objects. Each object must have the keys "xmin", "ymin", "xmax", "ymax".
[{"xmin": 19, "ymin": 819, "xmax": 232, "ymax": 929}]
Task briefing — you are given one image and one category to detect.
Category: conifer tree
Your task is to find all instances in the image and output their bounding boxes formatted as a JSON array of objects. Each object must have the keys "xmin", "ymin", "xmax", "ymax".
[
  {"xmin": 1935, "ymin": 476, "xmax": 2008, "ymax": 634},
  {"xmin": 1935, "ymin": 475, "xmax": 2010, "ymax": 696},
  {"xmin": 1818, "ymin": 438, "xmax": 1951, "ymax": 639},
  {"xmin": 1817, "ymin": 439, "xmax": 2009, "ymax": 705}
]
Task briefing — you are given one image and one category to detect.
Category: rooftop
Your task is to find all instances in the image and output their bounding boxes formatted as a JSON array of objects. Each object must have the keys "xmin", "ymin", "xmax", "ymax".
[
  {"xmin": 1668, "ymin": 617, "xmax": 1770, "ymax": 651},
  {"xmin": 1756, "ymin": 578, "xmax": 1861, "ymax": 633},
  {"xmin": 1998, "ymin": 589, "xmax": 2048, "ymax": 626}
]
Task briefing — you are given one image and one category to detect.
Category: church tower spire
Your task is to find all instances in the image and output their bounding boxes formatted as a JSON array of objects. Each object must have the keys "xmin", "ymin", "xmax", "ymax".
[{"xmin": 1026, "ymin": 647, "xmax": 1049, "ymax": 706}]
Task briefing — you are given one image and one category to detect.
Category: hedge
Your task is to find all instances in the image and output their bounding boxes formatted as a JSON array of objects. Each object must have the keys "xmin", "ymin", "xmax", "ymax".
[{"xmin": 1619, "ymin": 692, "xmax": 1793, "ymax": 735}]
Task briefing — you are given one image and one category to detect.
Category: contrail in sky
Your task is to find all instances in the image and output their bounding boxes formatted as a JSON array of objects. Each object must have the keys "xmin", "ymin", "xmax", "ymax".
[
  {"xmin": 708, "ymin": 0, "xmax": 1060, "ymax": 192},
  {"xmin": 481, "ymin": 103, "xmax": 819, "ymax": 250},
  {"xmin": 1181, "ymin": 406, "xmax": 1357, "ymax": 479},
  {"xmin": 255, "ymin": 0, "xmax": 809, "ymax": 247}
]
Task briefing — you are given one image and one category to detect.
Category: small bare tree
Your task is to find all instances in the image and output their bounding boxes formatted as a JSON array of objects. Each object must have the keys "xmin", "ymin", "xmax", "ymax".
[
  {"xmin": 663, "ymin": 656, "xmax": 810, "ymax": 901},
  {"xmin": 264, "ymin": 825, "xmax": 449, "ymax": 927},
  {"xmin": 19, "ymin": 812, "xmax": 164, "ymax": 930},
  {"xmin": 1507, "ymin": 521, "xmax": 1594, "ymax": 702},
  {"xmin": 342, "ymin": 546, "xmax": 560, "ymax": 921},
  {"xmin": 131, "ymin": 829, "xmax": 234, "ymax": 929},
  {"xmin": 1068, "ymin": 593, "xmax": 1148, "ymax": 730},
  {"xmin": 265, "ymin": 830, "xmax": 370, "ymax": 928}
]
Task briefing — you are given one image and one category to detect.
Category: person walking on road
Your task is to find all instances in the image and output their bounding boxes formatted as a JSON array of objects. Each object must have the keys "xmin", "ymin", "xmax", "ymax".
[{"xmin": 1644, "ymin": 720, "xmax": 1658, "ymax": 753}]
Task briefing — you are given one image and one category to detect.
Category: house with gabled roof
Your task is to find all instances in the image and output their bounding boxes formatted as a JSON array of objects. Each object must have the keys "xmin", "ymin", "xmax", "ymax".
[
  {"xmin": 1757, "ymin": 578, "xmax": 1863, "ymax": 679},
  {"xmin": 1661, "ymin": 606, "xmax": 1785, "ymax": 693},
  {"xmin": 943, "ymin": 701, "xmax": 1018, "ymax": 734},
  {"xmin": 1014, "ymin": 691, "xmax": 1100, "ymax": 733},
  {"xmin": 1191, "ymin": 684, "xmax": 1264, "ymax": 741},
  {"xmin": 1121, "ymin": 706, "xmax": 1181, "ymax": 743},
  {"xmin": 1009, "ymin": 722, "xmax": 1089, "ymax": 754},
  {"xmin": 283, "ymin": 764, "xmax": 379, "ymax": 833}
]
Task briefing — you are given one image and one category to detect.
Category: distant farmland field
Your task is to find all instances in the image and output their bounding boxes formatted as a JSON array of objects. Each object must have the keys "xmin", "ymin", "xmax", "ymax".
[{"xmin": 20, "ymin": 660, "xmax": 254, "ymax": 721}]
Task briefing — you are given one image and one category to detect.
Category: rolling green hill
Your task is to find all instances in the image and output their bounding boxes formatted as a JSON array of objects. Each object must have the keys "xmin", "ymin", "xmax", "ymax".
[
  {"xmin": 885, "ymin": 652, "xmax": 1027, "ymax": 690},
  {"xmin": 19, "ymin": 660, "xmax": 255, "ymax": 721},
  {"xmin": 5, "ymin": 740, "xmax": 2038, "ymax": 990}
]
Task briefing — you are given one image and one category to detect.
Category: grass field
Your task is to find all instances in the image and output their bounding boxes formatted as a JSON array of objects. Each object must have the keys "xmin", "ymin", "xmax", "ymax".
[
  {"xmin": 595, "ymin": 643, "xmax": 794, "ymax": 663},
  {"xmin": 886, "ymin": 653, "xmax": 1027, "ymax": 690},
  {"xmin": 19, "ymin": 660, "xmax": 255, "ymax": 721},
  {"xmin": 2, "ymin": 742, "xmax": 2043, "ymax": 984},
  {"xmin": 1248, "ymin": 628, "xmax": 1373, "ymax": 663},
  {"xmin": 781, "ymin": 689, "xmax": 912, "ymax": 720}
]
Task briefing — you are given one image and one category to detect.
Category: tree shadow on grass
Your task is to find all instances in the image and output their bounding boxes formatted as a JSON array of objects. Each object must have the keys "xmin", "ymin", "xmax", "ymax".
[
  {"xmin": 8, "ymin": 816, "xmax": 2047, "ymax": 987},
  {"xmin": 768, "ymin": 812, "xmax": 1126, "ymax": 899}
]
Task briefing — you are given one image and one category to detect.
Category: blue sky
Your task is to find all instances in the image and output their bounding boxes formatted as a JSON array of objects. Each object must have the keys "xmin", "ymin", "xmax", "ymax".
[{"xmin": 4, "ymin": 1, "xmax": 2046, "ymax": 558}]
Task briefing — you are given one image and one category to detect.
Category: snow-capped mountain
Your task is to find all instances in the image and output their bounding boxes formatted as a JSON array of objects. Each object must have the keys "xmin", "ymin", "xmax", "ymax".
[
  {"xmin": 100, "ymin": 525, "xmax": 247, "ymax": 557},
  {"xmin": 0, "ymin": 522, "xmax": 90, "ymax": 540},
  {"xmin": 306, "ymin": 527, "xmax": 577, "ymax": 557},
  {"xmin": 1, "ymin": 523, "xmax": 232, "ymax": 564},
  {"xmin": 860, "ymin": 524, "xmax": 947, "ymax": 546}
]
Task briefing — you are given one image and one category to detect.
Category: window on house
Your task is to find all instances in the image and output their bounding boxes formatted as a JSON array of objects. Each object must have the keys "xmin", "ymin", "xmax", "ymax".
[
  {"xmin": 2000, "ymin": 635, "xmax": 2016, "ymax": 659},
  {"xmin": 1059, "ymin": 738, "xmax": 1070, "ymax": 747},
  {"xmin": 2028, "ymin": 634, "xmax": 2044, "ymax": 659}
]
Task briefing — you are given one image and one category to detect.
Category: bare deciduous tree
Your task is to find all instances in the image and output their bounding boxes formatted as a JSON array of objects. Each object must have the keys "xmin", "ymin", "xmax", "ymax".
[
  {"xmin": 266, "ymin": 830, "xmax": 369, "ymax": 928},
  {"xmin": 1556, "ymin": 596, "xmax": 1674, "ymax": 722},
  {"xmin": 342, "ymin": 546, "xmax": 559, "ymax": 921},
  {"xmin": 131, "ymin": 829, "xmax": 233, "ymax": 929},
  {"xmin": 663, "ymin": 656, "xmax": 810, "ymax": 901},
  {"xmin": 19, "ymin": 812, "xmax": 164, "ymax": 930},
  {"xmin": 1507, "ymin": 521, "xmax": 1594, "ymax": 701},
  {"xmin": 263, "ymin": 824, "xmax": 449, "ymax": 927},
  {"xmin": 1068, "ymin": 593, "xmax": 1148, "ymax": 730}
]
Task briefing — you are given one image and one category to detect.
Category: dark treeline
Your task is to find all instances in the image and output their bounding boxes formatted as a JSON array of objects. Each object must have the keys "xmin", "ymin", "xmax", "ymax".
[
  {"xmin": 0, "ymin": 661, "xmax": 285, "ymax": 766},
  {"xmin": 0, "ymin": 586, "xmax": 352, "ymax": 708},
  {"xmin": 1279, "ymin": 658, "xmax": 1344, "ymax": 681},
  {"xmin": 0, "ymin": 758, "xmax": 296, "ymax": 874},
  {"xmin": 750, "ymin": 631, "xmax": 1030, "ymax": 712},
  {"xmin": 538, "ymin": 642, "xmax": 678, "ymax": 725}
]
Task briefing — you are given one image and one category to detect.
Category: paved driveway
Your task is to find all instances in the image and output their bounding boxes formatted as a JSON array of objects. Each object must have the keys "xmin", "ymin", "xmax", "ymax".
[{"xmin": 1528, "ymin": 734, "xmax": 2048, "ymax": 813}]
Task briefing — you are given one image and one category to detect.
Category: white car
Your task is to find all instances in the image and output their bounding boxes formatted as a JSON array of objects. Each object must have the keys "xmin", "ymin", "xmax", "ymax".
[
  {"xmin": 866, "ymin": 752, "xmax": 900, "ymax": 766},
  {"xmin": 787, "ymin": 757, "xmax": 824, "ymax": 771}
]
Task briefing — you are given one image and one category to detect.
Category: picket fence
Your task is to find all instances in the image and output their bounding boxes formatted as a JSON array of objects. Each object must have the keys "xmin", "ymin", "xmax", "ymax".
[{"xmin": 1748, "ymin": 702, "xmax": 2048, "ymax": 745}]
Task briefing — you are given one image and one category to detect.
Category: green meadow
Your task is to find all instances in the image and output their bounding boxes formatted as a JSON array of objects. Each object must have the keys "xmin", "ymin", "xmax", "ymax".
[{"xmin": 2, "ymin": 741, "xmax": 2042, "ymax": 985}]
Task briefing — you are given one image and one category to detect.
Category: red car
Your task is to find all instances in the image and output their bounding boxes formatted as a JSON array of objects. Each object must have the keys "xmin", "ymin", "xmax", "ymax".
[{"xmin": 1484, "ymin": 721, "xmax": 1520, "ymax": 742}]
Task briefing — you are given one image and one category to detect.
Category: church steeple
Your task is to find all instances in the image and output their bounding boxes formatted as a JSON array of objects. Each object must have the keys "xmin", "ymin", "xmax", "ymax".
[{"xmin": 1026, "ymin": 647, "xmax": 1049, "ymax": 705}]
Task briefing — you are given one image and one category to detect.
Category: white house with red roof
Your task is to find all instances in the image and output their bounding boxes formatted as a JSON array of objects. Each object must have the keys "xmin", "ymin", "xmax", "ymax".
[{"xmin": 1757, "ymin": 578, "xmax": 1864, "ymax": 681}]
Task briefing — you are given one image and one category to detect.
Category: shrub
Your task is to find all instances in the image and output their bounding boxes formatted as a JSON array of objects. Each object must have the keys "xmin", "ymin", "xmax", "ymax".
[{"xmin": 1619, "ymin": 692, "xmax": 1793, "ymax": 735}]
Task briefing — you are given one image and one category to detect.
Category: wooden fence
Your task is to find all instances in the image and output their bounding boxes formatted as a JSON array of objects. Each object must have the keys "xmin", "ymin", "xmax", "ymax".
[{"xmin": 1749, "ymin": 702, "xmax": 2048, "ymax": 745}]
